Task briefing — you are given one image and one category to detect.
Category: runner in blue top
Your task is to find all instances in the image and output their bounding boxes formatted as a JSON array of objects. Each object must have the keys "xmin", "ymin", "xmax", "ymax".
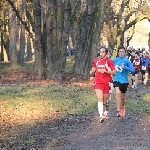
[
  {"xmin": 140, "ymin": 51, "xmax": 150, "ymax": 86},
  {"xmin": 113, "ymin": 46, "xmax": 135, "ymax": 117}
]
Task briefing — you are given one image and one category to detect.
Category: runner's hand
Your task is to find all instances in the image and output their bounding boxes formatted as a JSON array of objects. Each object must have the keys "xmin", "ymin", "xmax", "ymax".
[
  {"xmin": 90, "ymin": 77, "xmax": 94, "ymax": 80},
  {"xmin": 121, "ymin": 64, "xmax": 124, "ymax": 69},
  {"xmin": 90, "ymin": 70, "xmax": 93, "ymax": 74}
]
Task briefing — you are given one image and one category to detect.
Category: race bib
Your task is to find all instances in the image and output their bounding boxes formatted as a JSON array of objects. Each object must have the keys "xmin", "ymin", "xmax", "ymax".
[
  {"xmin": 142, "ymin": 66, "xmax": 146, "ymax": 70},
  {"xmin": 134, "ymin": 62, "xmax": 140, "ymax": 65},
  {"xmin": 97, "ymin": 65, "xmax": 105, "ymax": 72}
]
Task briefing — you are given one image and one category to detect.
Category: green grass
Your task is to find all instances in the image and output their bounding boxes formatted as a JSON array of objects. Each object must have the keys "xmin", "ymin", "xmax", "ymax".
[
  {"xmin": 0, "ymin": 85, "xmax": 97, "ymax": 125},
  {"xmin": 0, "ymin": 84, "xmax": 97, "ymax": 144},
  {"xmin": 0, "ymin": 56, "xmax": 73, "ymax": 73},
  {"xmin": 126, "ymin": 93, "xmax": 150, "ymax": 116},
  {"xmin": 0, "ymin": 62, "xmax": 33, "ymax": 73},
  {"xmin": 65, "ymin": 56, "xmax": 75, "ymax": 72}
]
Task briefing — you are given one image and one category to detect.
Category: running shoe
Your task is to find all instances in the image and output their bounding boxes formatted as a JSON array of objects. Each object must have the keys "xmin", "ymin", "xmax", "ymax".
[
  {"xmin": 116, "ymin": 110, "xmax": 121, "ymax": 117},
  {"xmin": 134, "ymin": 87, "xmax": 137, "ymax": 90},
  {"xmin": 121, "ymin": 108, "xmax": 125, "ymax": 117},
  {"xmin": 100, "ymin": 117, "xmax": 104, "ymax": 123},
  {"xmin": 99, "ymin": 114, "xmax": 108, "ymax": 123}
]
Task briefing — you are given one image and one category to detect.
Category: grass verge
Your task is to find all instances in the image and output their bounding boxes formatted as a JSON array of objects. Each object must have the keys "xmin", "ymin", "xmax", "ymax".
[
  {"xmin": 0, "ymin": 84, "xmax": 96, "ymax": 127},
  {"xmin": 126, "ymin": 93, "xmax": 150, "ymax": 116}
]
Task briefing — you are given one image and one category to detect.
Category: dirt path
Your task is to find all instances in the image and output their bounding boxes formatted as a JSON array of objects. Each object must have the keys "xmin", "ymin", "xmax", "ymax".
[
  {"xmin": 51, "ymin": 115, "xmax": 150, "ymax": 150},
  {"xmin": 0, "ymin": 71, "xmax": 150, "ymax": 150},
  {"xmin": 50, "ymin": 83, "xmax": 150, "ymax": 150}
]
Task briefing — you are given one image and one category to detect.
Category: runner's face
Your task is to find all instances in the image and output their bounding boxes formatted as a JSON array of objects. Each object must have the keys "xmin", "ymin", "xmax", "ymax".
[
  {"xmin": 143, "ymin": 53, "xmax": 146, "ymax": 57},
  {"xmin": 132, "ymin": 51, "xmax": 135, "ymax": 55},
  {"xmin": 135, "ymin": 54, "xmax": 138, "ymax": 59},
  {"xmin": 118, "ymin": 49, "xmax": 125, "ymax": 57},
  {"xmin": 99, "ymin": 48, "xmax": 106, "ymax": 59}
]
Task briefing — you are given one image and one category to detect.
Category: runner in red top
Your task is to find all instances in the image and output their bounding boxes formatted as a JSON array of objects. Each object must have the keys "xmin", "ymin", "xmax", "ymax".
[
  {"xmin": 131, "ymin": 54, "xmax": 141, "ymax": 90},
  {"xmin": 90, "ymin": 47, "xmax": 116, "ymax": 123}
]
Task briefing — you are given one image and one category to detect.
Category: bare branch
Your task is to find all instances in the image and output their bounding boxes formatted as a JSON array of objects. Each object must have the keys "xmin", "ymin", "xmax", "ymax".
[
  {"xmin": 5, "ymin": 0, "xmax": 33, "ymax": 36},
  {"xmin": 124, "ymin": 11, "xmax": 150, "ymax": 32}
]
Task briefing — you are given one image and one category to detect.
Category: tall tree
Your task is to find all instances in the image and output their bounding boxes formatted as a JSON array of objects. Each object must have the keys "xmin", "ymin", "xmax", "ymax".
[
  {"xmin": 46, "ymin": 0, "xmax": 72, "ymax": 79},
  {"xmin": 9, "ymin": 4, "xmax": 18, "ymax": 66},
  {"xmin": 0, "ymin": 2, "xmax": 9, "ymax": 61},
  {"xmin": 33, "ymin": 0, "xmax": 46, "ymax": 79},
  {"xmin": 73, "ymin": 0, "xmax": 105, "ymax": 75},
  {"xmin": 18, "ymin": 0, "xmax": 26, "ymax": 66}
]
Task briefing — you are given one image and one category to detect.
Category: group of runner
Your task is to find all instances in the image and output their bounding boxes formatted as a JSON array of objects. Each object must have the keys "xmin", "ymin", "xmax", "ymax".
[
  {"xmin": 128, "ymin": 48, "xmax": 150, "ymax": 89},
  {"xmin": 90, "ymin": 46, "xmax": 150, "ymax": 123}
]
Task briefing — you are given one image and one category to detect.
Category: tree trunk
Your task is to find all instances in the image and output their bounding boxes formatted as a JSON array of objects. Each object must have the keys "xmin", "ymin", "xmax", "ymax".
[
  {"xmin": 3, "ymin": 32, "xmax": 9, "ymax": 62},
  {"xmin": 2, "ymin": 16, "xmax": 9, "ymax": 62},
  {"xmin": 73, "ymin": 0, "xmax": 105, "ymax": 75},
  {"xmin": 9, "ymin": 5, "xmax": 18, "ymax": 66},
  {"xmin": 33, "ymin": 0, "xmax": 46, "ymax": 79},
  {"xmin": 19, "ymin": 0, "xmax": 26, "ymax": 66},
  {"xmin": 26, "ymin": 34, "xmax": 32, "ymax": 61},
  {"xmin": 0, "ymin": 32, "xmax": 4, "ymax": 61},
  {"xmin": 46, "ymin": 0, "xmax": 71, "ymax": 79}
]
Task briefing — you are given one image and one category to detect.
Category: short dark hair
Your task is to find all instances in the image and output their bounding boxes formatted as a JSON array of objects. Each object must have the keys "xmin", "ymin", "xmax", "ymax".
[
  {"xmin": 99, "ymin": 46, "xmax": 108, "ymax": 54},
  {"xmin": 118, "ymin": 46, "xmax": 126, "ymax": 52},
  {"xmin": 118, "ymin": 46, "xmax": 126, "ymax": 50}
]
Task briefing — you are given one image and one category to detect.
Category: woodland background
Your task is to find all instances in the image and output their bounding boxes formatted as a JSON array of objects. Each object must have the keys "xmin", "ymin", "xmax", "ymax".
[{"xmin": 0, "ymin": 0, "xmax": 150, "ymax": 79}]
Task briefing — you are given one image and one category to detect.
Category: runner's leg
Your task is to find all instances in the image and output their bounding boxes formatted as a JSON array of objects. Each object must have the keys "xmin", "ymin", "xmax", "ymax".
[
  {"xmin": 95, "ymin": 89, "xmax": 104, "ymax": 118},
  {"xmin": 103, "ymin": 94, "xmax": 109, "ymax": 116},
  {"xmin": 121, "ymin": 93, "xmax": 125, "ymax": 117},
  {"xmin": 131, "ymin": 74, "xmax": 135, "ymax": 88},
  {"xmin": 121, "ymin": 93, "xmax": 125, "ymax": 109},
  {"xmin": 144, "ymin": 72, "xmax": 148, "ymax": 85},
  {"xmin": 115, "ymin": 87, "xmax": 121, "ymax": 111},
  {"xmin": 134, "ymin": 74, "xmax": 138, "ymax": 89}
]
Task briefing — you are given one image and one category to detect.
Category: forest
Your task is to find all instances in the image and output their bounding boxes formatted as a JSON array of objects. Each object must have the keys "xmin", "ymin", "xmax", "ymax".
[{"xmin": 0, "ymin": 0, "xmax": 150, "ymax": 79}]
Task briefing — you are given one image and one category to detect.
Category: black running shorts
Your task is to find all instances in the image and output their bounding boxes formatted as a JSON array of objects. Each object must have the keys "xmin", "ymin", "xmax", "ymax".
[
  {"xmin": 113, "ymin": 81, "xmax": 129, "ymax": 93},
  {"xmin": 141, "ymin": 67, "xmax": 149, "ymax": 75}
]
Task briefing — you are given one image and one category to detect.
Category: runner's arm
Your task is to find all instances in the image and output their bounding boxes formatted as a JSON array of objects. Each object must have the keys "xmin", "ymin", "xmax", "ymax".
[
  {"xmin": 90, "ymin": 67, "xmax": 96, "ymax": 75},
  {"xmin": 105, "ymin": 70, "xmax": 116, "ymax": 75},
  {"xmin": 124, "ymin": 60, "xmax": 135, "ymax": 73}
]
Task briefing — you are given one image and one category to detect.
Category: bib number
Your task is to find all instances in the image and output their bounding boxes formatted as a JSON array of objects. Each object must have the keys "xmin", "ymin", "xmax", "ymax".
[{"xmin": 142, "ymin": 66, "xmax": 146, "ymax": 70}]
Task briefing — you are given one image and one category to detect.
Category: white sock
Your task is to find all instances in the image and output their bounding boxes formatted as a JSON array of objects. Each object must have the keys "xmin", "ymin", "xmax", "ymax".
[{"xmin": 98, "ymin": 102, "xmax": 103, "ymax": 117}]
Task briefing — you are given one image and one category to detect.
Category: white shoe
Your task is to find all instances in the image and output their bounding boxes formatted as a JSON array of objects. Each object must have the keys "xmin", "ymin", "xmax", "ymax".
[
  {"xmin": 132, "ymin": 85, "xmax": 134, "ymax": 89},
  {"xmin": 134, "ymin": 87, "xmax": 137, "ymax": 90}
]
